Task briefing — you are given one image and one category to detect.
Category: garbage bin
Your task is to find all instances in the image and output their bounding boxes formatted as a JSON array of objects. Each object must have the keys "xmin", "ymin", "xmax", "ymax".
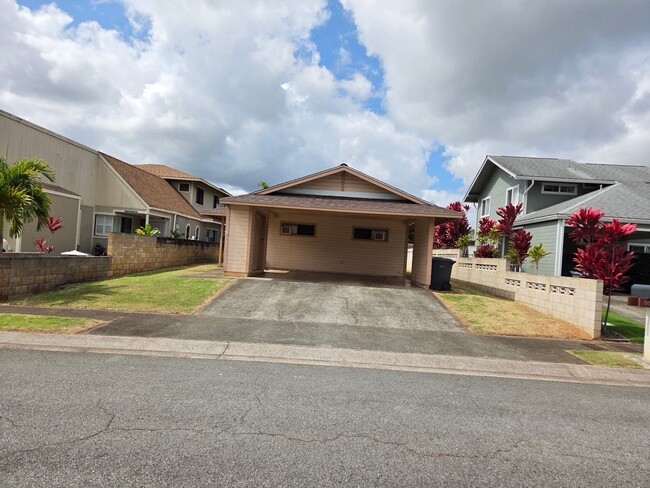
[{"xmin": 430, "ymin": 257, "xmax": 455, "ymax": 291}]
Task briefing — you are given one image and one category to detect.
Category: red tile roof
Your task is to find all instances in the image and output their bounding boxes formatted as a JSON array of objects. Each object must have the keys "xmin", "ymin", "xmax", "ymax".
[{"xmin": 101, "ymin": 153, "xmax": 202, "ymax": 219}]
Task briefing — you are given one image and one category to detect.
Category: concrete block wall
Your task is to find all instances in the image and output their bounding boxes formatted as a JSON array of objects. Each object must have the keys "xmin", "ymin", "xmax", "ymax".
[
  {"xmin": 0, "ymin": 254, "xmax": 112, "ymax": 300},
  {"xmin": 432, "ymin": 251, "xmax": 603, "ymax": 339},
  {"xmin": 0, "ymin": 234, "xmax": 218, "ymax": 300},
  {"xmin": 108, "ymin": 233, "xmax": 218, "ymax": 277}
]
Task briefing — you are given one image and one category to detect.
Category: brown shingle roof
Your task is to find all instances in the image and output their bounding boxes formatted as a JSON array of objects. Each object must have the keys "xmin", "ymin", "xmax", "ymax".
[
  {"xmin": 101, "ymin": 153, "xmax": 201, "ymax": 219},
  {"xmin": 222, "ymin": 194, "xmax": 461, "ymax": 221},
  {"xmin": 42, "ymin": 183, "xmax": 80, "ymax": 197},
  {"xmin": 137, "ymin": 164, "xmax": 199, "ymax": 180},
  {"xmin": 201, "ymin": 207, "xmax": 227, "ymax": 218}
]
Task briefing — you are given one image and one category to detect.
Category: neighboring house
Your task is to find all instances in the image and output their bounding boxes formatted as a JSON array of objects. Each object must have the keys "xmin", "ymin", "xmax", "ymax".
[
  {"xmin": 464, "ymin": 155, "xmax": 650, "ymax": 278},
  {"xmin": 0, "ymin": 109, "xmax": 224, "ymax": 254},
  {"xmin": 137, "ymin": 164, "xmax": 230, "ymax": 243},
  {"xmin": 221, "ymin": 164, "xmax": 460, "ymax": 287}
]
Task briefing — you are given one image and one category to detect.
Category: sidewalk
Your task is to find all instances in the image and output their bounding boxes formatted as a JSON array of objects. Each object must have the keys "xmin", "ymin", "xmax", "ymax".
[{"xmin": 0, "ymin": 331, "xmax": 648, "ymax": 388}]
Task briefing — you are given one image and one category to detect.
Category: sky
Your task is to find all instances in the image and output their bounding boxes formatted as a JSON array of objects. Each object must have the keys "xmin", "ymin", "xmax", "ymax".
[{"xmin": 2, "ymin": 1, "xmax": 650, "ymax": 208}]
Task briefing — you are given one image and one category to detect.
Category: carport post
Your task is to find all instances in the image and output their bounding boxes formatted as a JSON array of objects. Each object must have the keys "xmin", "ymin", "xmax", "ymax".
[{"xmin": 645, "ymin": 310, "xmax": 649, "ymax": 362}]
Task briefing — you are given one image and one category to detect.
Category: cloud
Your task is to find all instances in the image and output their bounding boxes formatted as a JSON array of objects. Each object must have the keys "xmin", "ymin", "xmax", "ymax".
[
  {"xmin": 343, "ymin": 0, "xmax": 650, "ymax": 184},
  {"xmin": 0, "ymin": 0, "xmax": 434, "ymax": 197}
]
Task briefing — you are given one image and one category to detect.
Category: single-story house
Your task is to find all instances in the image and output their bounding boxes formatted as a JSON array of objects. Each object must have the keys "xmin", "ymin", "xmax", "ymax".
[
  {"xmin": 221, "ymin": 164, "xmax": 460, "ymax": 287},
  {"xmin": 464, "ymin": 155, "xmax": 650, "ymax": 280}
]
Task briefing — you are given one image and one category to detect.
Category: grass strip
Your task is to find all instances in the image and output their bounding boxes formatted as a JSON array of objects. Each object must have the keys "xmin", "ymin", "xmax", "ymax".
[
  {"xmin": 604, "ymin": 311, "xmax": 645, "ymax": 344},
  {"xmin": 435, "ymin": 282, "xmax": 591, "ymax": 340},
  {"xmin": 10, "ymin": 265, "xmax": 231, "ymax": 314},
  {"xmin": 0, "ymin": 314, "xmax": 101, "ymax": 334},
  {"xmin": 569, "ymin": 350, "xmax": 642, "ymax": 369}
]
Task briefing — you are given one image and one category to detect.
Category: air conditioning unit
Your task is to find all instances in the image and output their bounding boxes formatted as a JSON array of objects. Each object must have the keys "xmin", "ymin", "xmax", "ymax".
[
  {"xmin": 372, "ymin": 230, "xmax": 387, "ymax": 241},
  {"xmin": 281, "ymin": 224, "xmax": 295, "ymax": 235}
]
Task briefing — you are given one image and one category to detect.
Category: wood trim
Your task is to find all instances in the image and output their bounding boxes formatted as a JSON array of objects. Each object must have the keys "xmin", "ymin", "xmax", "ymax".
[{"xmin": 224, "ymin": 201, "xmax": 459, "ymax": 220}]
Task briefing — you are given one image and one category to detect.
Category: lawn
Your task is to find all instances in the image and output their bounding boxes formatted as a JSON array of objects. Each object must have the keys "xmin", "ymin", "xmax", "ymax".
[
  {"xmin": 0, "ymin": 314, "xmax": 101, "ymax": 334},
  {"xmin": 604, "ymin": 311, "xmax": 645, "ymax": 344},
  {"xmin": 435, "ymin": 282, "xmax": 591, "ymax": 340},
  {"xmin": 10, "ymin": 265, "xmax": 232, "ymax": 314},
  {"xmin": 569, "ymin": 350, "xmax": 643, "ymax": 369}
]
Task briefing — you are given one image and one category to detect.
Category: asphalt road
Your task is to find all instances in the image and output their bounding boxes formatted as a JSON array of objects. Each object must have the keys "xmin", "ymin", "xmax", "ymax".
[{"xmin": 1, "ymin": 350, "xmax": 649, "ymax": 487}]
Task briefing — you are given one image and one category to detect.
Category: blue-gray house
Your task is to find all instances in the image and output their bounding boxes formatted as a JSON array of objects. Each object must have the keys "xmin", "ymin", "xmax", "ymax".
[{"xmin": 463, "ymin": 156, "xmax": 650, "ymax": 278}]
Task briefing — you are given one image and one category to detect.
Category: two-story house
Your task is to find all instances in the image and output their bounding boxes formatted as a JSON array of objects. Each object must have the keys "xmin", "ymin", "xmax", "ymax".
[
  {"xmin": 1, "ymin": 109, "xmax": 227, "ymax": 254},
  {"xmin": 464, "ymin": 156, "xmax": 650, "ymax": 279},
  {"xmin": 137, "ymin": 165, "xmax": 230, "ymax": 243}
]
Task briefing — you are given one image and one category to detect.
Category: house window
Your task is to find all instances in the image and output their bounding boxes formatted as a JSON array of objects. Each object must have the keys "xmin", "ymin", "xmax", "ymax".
[
  {"xmin": 213, "ymin": 195, "xmax": 220, "ymax": 208},
  {"xmin": 541, "ymin": 183, "xmax": 577, "ymax": 195},
  {"xmin": 94, "ymin": 215, "xmax": 114, "ymax": 236},
  {"xmin": 120, "ymin": 217, "xmax": 132, "ymax": 234},
  {"xmin": 207, "ymin": 229, "xmax": 220, "ymax": 243},
  {"xmin": 353, "ymin": 228, "xmax": 388, "ymax": 241},
  {"xmin": 480, "ymin": 197, "xmax": 491, "ymax": 217},
  {"xmin": 179, "ymin": 183, "xmax": 190, "ymax": 192},
  {"xmin": 506, "ymin": 186, "xmax": 519, "ymax": 206},
  {"xmin": 628, "ymin": 244, "xmax": 650, "ymax": 254},
  {"xmin": 195, "ymin": 226, "xmax": 200, "ymax": 240},
  {"xmin": 280, "ymin": 223, "xmax": 316, "ymax": 236},
  {"xmin": 185, "ymin": 224, "xmax": 191, "ymax": 239},
  {"xmin": 583, "ymin": 183, "xmax": 602, "ymax": 190},
  {"xmin": 196, "ymin": 187, "xmax": 205, "ymax": 205}
]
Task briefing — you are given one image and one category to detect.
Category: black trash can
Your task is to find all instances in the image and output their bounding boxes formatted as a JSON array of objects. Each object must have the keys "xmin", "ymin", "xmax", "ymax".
[{"xmin": 430, "ymin": 257, "xmax": 455, "ymax": 291}]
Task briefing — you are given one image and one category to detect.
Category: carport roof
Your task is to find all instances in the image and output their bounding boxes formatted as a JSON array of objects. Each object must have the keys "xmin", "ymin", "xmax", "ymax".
[{"xmin": 221, "ymin": 193, "xmax": 460, "ymax": 220}]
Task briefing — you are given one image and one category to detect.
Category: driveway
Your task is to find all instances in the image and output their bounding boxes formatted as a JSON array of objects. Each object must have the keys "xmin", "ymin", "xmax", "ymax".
[{"xmin": 199, "ymin": 277, "xmax": 463, "ymax": 331}]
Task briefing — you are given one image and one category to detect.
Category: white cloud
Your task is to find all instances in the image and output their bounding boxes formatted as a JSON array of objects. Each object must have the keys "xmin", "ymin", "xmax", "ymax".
[
  {"xmin": 343, "ymin": 0, "xmax": 650, "ymax": 184},
  {"xmin": 0, "ymin": 0, "xmax": 434, "ymax": 197}
]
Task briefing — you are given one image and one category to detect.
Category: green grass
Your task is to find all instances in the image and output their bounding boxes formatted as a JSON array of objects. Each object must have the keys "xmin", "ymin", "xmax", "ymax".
[
  {"xmin": 0, "ymin": 314, "xmax": 101, "ymax": 333},
  {"xmin": 10, "ymin": 265, "xmax": 231, "ymax": 314},
  {"xmin": 569, "ymin": 350, "xmax": 643, "ymax": 369},
  {"xmin": 604, "ymin": 311, "xmax": 645, "ymax": 344}
]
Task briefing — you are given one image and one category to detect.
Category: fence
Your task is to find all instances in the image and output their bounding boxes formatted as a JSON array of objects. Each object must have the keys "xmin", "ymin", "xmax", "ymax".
[
  {"xmin": 0, "ymin": 233, "xmax": 218, "ymax": 300},
  {"xmin": 432, "ymin": 249, "xmax": 603, "ymax": 339}
]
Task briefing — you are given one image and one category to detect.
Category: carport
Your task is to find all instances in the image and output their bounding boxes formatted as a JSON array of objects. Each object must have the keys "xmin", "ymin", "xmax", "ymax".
[{"xmin": 221, "ymin": 164, "xmax": 460, "ymax": 288}]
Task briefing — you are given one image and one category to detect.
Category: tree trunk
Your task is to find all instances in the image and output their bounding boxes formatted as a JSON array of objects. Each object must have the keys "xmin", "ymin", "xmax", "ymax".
[
  {"xmin": 602, "ymin": 290, "xmax": 612, "ymax": 335},
  {"xmin": 0, "ymin": 211, "xmax": 4, "ymax": 254}
]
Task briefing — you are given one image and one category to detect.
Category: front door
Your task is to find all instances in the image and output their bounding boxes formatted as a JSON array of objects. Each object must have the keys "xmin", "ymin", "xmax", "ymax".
[{"xmin": 252, "ymin": 212, "xmax": 267, "ymax": 272}]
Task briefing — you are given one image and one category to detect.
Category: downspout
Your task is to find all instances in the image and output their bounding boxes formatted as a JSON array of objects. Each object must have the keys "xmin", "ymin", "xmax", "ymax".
[
  {"xmin": 522, "ymin": 179, "xmax": 535, "ymax": 214},
  {"xmin": 173, "ymin": 214, "xmax": 177, "ymax": 235}
]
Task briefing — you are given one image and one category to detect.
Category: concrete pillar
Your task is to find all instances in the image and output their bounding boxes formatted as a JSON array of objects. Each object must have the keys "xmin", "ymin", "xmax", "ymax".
[{"xmin": 644, "ymin": 310, "xmax": 649, "ymax": 362}]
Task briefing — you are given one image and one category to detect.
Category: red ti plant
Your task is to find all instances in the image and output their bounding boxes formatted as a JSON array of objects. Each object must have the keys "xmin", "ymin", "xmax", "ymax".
[
  {"xmin": 568, "ymin": 208, "xmax": 637, "ymax": 333},
  {"xmin": 33, "ymin": 215, "xmax": 63, "ymax": 254},
  {"xmin": 508, "ymin": 229, "xmax": 532, "ymax": 270},
  {"xmin": 34, "ymin": 237, "xmax": 55, "ymax": 254},
  {"xmin": 433, "ymin": 202, "xmax": 472, "ymax": 249},
  {"xmin": 496, "ymin": 203, "xmax": 523, "ymax": 237},
  {"xmin": 474, "ymin": 217, "xmax": 499, "ymax": 257}
]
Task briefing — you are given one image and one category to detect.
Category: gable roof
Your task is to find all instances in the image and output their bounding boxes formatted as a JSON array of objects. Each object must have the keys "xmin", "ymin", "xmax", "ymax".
[
  {"xmin": 516, "ymin": 181, "xmax": 650, "ymax": 226},
  {"xmin": 101, "ymin": 153, "xmax": 202, "ymax": 219},
  {"xmin": 465, "ymin": 155, "xmax": 650, "ymax": 202},
  {"xmin": 137, "ymin": 164, "xmax": 231, "ymax": 196},
  {"xmin": 256, "ymin": 164, "xmax": 431, "ymax": 205},
  {"xmin": 223, "ymin": 164, "xmax": 461, "ymax": 222}
]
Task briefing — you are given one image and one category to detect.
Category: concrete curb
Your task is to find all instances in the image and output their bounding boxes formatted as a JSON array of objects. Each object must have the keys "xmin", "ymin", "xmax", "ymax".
[{"xmin": 1, "ymin": 331, "xmax": 648, "ymax": 387}]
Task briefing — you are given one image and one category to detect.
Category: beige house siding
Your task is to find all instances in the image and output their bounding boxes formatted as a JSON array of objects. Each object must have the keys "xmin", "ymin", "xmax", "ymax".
[
  {"xmin": 265, "ymin": 211, "xmax": 407, "ymax": 276},
  {"xmin": 289, "ymin": 172, "xmax": 400, "ymax": 198},
  {"xmin": 224, "ymin": 205, "xmax": 252, "ymax": 274},
  {"xmin": 411, "ymin": 218, "xmax": 435, "ymax": 286},
  {"xmin": 4, "ymin": 192, "xmax": 79, "ymax": 254}
]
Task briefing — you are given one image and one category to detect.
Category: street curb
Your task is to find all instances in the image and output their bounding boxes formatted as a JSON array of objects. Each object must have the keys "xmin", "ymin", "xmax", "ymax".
[{"xmin": 0, "ymin": 331, "xmax": 648, "ymax": 387}]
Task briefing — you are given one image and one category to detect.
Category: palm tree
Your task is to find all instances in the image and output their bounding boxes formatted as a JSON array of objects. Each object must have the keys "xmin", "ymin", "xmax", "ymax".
[{"xmin": 0, "ymin": 157, "xmax": 56, "ymax": 250}]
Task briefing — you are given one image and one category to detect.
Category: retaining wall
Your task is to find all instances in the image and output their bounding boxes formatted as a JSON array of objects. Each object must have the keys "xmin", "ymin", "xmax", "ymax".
[
  {"xmin": 433, "ymin": 249, "xmax": 603, "ymax": 339},
  {"xmin": 0, "ymin": 233, "xmax": 218, "ymax": 300}
]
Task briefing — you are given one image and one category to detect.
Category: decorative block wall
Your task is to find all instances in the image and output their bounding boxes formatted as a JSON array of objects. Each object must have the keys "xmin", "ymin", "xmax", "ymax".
[{"xmin": 432, "ymin": 250, "xmax": 603, "ymax": 339}]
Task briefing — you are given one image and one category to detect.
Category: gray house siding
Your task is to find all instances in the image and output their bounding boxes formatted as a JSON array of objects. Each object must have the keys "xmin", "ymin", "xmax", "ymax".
[
  {"xmin": 476, "ymin": 168, "xmax": 523, "ymax": 227},
  {"xmin": 525, "ymin": 181, "xmax": 600, "ymax": 214},
  {"xmin": 519, "ymin": 221, "xmax": 558, "ymax": 276}
]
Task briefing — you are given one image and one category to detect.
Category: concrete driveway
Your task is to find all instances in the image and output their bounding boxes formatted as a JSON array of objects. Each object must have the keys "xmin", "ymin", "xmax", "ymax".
[{"xmin": 200, "ymin": 277, "xmax": 463, "ymax": 331}]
